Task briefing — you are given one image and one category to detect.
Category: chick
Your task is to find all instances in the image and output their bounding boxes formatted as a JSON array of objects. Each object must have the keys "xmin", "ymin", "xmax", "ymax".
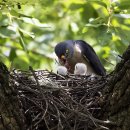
[
  {"xmin": 74, "ymin": 63, "xmax": 87, "ymax": 75},
  {"xmin": 57, "ymin": 66, "xmax": 68, "ymax": 76}
]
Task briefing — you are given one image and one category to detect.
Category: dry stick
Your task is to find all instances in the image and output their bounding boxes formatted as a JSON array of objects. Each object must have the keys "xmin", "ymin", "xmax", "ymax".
[
  {"xmin": 23, "ymin": 96, "xmax": 44, "ymax": 111},
  {"xmin": 59, "ymin": 111, "xmax": 72, "ymax": 129},
  {"xmin": 50, "ymin": 71, "xmax": 66, "ymax": 79},
  {"xmin": 32, "ymin": 113, "xmax": 41, "ymax": 122},
  {"xmin": 18, "ymin": 86, "xmax": 40, "ymax": 95},
  {"xmin": 34, "ymin": 99, "xmax": 49, "ymax": 127},
  {"xmin": 12, "ymin": 68, "xmax": 113, "ymax": 129},
  {"xmin": 52, "ymin": 92, "xmax": 116, "ymax": 126},
  {"xmin": 29, "ymin": 66, "xmax": 50, "ymax": 128},
  {"xmin": 53, "ymin": 103, "xmax": 63, "ymax": 130},
  {"xmin": 95, "ymin": 124, "xmax": 110, "ymax": 130},
  {"xmin": 43, "ymin": 116, "xmax": 51, "ymax": 130}
]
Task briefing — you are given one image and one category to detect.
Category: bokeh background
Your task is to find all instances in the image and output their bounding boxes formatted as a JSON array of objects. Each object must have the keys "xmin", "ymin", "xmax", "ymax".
[{"xmin": 0, "ymin": 0, "xmax": 129, "ymax": 73}]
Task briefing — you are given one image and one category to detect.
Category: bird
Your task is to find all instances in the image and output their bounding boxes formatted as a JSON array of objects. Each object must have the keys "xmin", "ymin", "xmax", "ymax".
[
  {"xmin": 55, "ymin": 40, "xmax": 106, "ymax": 76},
  {"xmin": 74, "ymin": 63, "xmax": 87, "ymax": 75},
  {"xmin": 57, "ymin": 66, "xmax": 68, "ymax": 76}
]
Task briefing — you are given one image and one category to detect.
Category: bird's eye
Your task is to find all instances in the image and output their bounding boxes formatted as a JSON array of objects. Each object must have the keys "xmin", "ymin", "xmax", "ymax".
[{"xmin": 65, "ymin": 49, "xmax": 69, "ymax": 57}]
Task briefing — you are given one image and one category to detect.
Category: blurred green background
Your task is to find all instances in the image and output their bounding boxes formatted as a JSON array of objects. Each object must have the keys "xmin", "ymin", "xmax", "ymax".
[{"xmin": 0, "ymin": 0, "xmax": 129, "ymax": 73}]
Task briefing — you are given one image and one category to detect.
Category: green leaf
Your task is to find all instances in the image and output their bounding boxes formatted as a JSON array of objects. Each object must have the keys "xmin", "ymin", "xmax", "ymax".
[
  {"xmin": 118, "ymin": 0, "xmax": 130, "ymax": 9},
  {"xmin": 12, "ymin": 57, "xmax": 29, "ymax": 70},
  {"xmin": 0, "ymin": 15, "xmax": 9, "ymax": 27},
  {"xmin": 22, "ymin": 17, "xmax": 51, "ymax": 28},
  {"xmin": 18, "ymin": 28, "xmax": 35, "ymax": 38},
  {"xmin": 9, "ymin": 48, "xmax": 17, "ymax": 61},
  {"xmin": 89, "ymin": 17, "xmax": 105, "ymax": 24},
  {"xmin": 82, "ymin": 27, "xmax": 88, "ymax": 33},
  {"xmin": 19, "ymin": 13, "xmax": 33, "ymax": 18},
  {"xmin": 85, "ymin": 17, "xmax": 106, "ymax": 28},
  {"xmin": 0, "ymin": 26, "xmax": 16, "ymax": 38},
  {"xmin": 10, "ymin": 9, "xmax": 33, "ymax": 18},
  {"xmin": 98, "ymin": 31, "xmax": 112, "ymax": 45},
  {"xmin": 69, "ymin": 3, "xmax": 83, "ymax": 11},
  {"xmin": 18, "ymin": 30, "xmax": 27, "ymax": 52},
  {"xmin": 10, "ymin": 10, "xmax": 20, "ymax": 17},
  {"xmin": 85, "ymin": 23, "xmax": 104, "ymax": 28},
  {"xmin": 87, "ymin": 0, "xmax": 107, "ymax": 8}
]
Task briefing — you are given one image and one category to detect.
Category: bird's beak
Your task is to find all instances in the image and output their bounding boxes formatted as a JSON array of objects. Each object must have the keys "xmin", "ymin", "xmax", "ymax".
[
  {"xmin": 59, "ymin": 55, "xmax": 66, "ymax": 64},
  {"xmin": 61, "ymin": 55, "xmax": 65, "ymax": 60}
]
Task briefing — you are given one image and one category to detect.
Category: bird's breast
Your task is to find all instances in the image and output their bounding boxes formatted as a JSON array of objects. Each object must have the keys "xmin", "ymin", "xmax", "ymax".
[{"xmin": 67, "ymin": 46, "xmax": 97, "ymax": 75}]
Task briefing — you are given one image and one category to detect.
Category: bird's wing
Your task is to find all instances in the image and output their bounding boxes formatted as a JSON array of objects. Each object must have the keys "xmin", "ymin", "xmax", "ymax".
[{"xmin": 75, "ymin": 40, "xmax": 106, "ymax": 76}]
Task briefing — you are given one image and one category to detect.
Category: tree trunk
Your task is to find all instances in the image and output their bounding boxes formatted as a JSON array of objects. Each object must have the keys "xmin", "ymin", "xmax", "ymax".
[
  {"xmin": 103, "ymin": 45, "xmax": 130, "ymax": 130},
  {"xmin": 0, "ymin": 63, "xmax": 26, "ymax": 130}
]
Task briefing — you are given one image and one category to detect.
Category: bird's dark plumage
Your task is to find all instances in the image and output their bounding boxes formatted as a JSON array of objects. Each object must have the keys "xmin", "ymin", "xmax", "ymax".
[
  {"xmin": 75, "ymin": 40, "xmax": 106, "ymax": 76},
  {"xmin": 55, "ymin": 40, "xmax": 106, "ymax": 76},
  {"xmin": 55, "ymin": 40, "xmax": 74, "ymax": 59}
]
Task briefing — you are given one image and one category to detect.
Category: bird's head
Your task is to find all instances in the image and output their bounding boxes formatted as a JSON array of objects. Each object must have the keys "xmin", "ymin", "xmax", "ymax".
[{"xmin": 55, "ymin": 40, "xmax": 74, "ymax": 69}]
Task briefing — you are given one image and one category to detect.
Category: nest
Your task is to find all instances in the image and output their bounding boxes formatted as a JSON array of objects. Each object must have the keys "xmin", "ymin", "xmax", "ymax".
[{"xmin": 10, "ymin": 67, "xmax": 111, "ymax": 130}]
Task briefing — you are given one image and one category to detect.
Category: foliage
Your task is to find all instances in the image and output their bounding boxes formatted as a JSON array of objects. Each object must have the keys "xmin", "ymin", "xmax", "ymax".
[{"xmin": 0, "ymin": 0, "xmax": 129, "ymax": 72}]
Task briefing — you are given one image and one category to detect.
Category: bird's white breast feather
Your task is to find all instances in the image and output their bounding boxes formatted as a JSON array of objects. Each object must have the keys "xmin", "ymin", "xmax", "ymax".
[
  {"xmin": 57, "ymin": 66, "xmax": 68, "ymax": 76},
  {"xmin": 75, "ymin": 44, "xmax": 82, "ymax": 53}
]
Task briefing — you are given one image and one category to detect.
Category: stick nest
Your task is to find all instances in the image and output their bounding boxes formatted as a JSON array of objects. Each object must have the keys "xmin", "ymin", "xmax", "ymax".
[{"xmin": 10, "ymin": 67, "xmax": 111, "ymax": 130}]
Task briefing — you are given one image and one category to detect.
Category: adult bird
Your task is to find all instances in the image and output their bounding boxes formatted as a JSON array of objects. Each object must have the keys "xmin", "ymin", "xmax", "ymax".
[{"xmin": 55, "ymin": 40, "xmax": 106, "ymax": 76}]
